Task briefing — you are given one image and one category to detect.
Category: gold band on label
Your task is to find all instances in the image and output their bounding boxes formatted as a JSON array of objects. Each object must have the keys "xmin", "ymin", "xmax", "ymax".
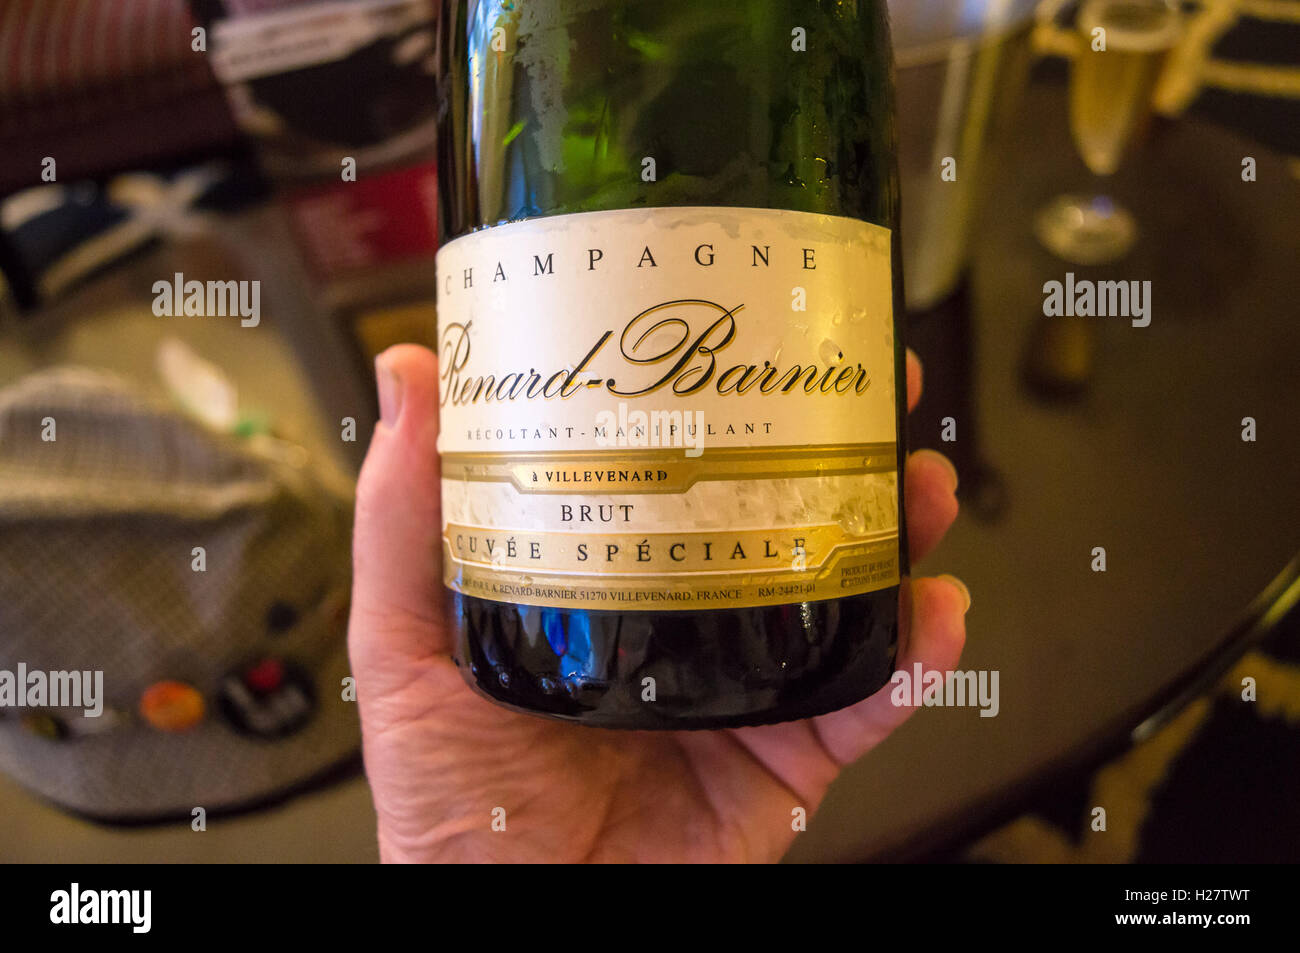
[
  {"xmin": 441, "ymin": 442, "xmax": 898, "ymax": 494},
  {"xmin": 440, "ymin": 441, "xmax": 901, "ymax": 610},
  {"xmin": 441, "ymin": 531, "xmax": 900, "ymax": 611},
  {"xmin": 444, "ymin": 522, "xmax": 893, "ymax": 573}
]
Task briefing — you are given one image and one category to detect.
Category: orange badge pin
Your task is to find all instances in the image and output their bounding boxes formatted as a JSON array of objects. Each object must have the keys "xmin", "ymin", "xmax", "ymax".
[{"xmin": 139, "ymin": 681, "xmax": 205, "ymax": 732}]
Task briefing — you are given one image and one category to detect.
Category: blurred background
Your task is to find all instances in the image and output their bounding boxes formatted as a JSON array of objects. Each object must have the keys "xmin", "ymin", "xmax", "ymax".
[{"xmin": 0, "ymin": 0, "xmax": 1296, "ymax": 862}]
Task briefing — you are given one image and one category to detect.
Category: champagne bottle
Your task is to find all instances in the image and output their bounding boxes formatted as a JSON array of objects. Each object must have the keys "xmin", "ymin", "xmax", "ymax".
[{"xmin": 434, "ymin": 0, "xmax": 906, "ymax": 728}]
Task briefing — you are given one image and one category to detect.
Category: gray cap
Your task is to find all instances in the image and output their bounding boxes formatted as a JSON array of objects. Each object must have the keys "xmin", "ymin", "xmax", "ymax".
[{"xmin": 0, "ymin": 367, "xmax": 358, "ymax": 819}]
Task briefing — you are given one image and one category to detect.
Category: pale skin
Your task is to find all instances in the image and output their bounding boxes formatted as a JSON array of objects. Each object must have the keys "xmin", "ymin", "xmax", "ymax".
[{"xmin": 349, "ymin": 344, "xmax": 968, "ymax": 862}]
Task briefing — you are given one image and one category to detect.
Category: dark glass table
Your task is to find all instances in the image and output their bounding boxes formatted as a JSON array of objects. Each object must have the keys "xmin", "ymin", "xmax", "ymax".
[{"xmin": 787, "ymin": 76, "xmax": 1300, "ymax": 862}]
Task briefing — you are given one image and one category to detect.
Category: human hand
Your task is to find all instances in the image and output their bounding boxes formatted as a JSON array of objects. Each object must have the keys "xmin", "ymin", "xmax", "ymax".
[{"xmin": 348, "ymin": 344, "xmax": 967, "ymax": 862}]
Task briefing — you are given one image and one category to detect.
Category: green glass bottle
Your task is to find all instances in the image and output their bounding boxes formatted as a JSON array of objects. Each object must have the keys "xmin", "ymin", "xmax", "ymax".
[{"xmin": 434, "ymin": 0, "xmax": 906, "ymax": 728}]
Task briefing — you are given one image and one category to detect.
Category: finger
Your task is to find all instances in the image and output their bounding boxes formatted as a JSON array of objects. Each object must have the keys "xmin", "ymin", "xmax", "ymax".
[
  {"xmin": 349, "ymin": 344, "xmax": 450, "ymax": 668},
  {"xmin": 906, "ymin": 348, "xmax": 922, "ymax": 413},
  {"xmin": 905, "ymin": 449, "xmax": 959, "ymax": 563},
  {"xmin": 810, "ymin": 575, "xmax": 969, "ymax": 765}
]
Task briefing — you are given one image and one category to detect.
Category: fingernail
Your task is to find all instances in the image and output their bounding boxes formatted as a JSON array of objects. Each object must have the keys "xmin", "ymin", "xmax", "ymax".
[
  {"xmin": 937, "ymin": 574, "xmax": 971, "ymax": 613},
  {"xmin": 376, "ymin": 354, "xmax": 404, "ymax": 427},
  {"xmin": 912, "ymin": 448, "xmax": 959, "ymax": 493}
]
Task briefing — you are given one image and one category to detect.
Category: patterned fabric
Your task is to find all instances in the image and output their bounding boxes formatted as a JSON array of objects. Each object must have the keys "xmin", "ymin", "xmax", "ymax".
[
  {"xmin": 0, "ymin": 0, "xmax": 236, "ymax": 195},
  {"xmin": 0, "ymin": 367, "xmax": 358, "ymax": 819},
  {"xmin": 0, "ymin": 0, "xmax": 205, "ymax": 112},
  {"xmin": 1167, "ymin": 0, "xmax": 1300, "ymax": 155}
]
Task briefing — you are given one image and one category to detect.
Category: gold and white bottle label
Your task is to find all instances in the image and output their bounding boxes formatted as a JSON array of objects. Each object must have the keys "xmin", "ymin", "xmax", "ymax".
[{"xmin": 435, "ymin": 206, "xmax": 899, "ymax": 611}]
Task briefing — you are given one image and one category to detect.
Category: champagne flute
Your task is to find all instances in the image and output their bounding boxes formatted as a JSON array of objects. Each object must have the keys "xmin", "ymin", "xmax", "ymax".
[{"xmin": 1036, "ymin": 0, "xmax": 1181, "ymax": 264}]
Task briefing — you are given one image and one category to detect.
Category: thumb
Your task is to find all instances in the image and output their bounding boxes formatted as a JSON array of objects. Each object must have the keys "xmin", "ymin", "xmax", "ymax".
[{"xmin": 348, "ymin": 344, "xmax": 451, "ymax": 672}]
